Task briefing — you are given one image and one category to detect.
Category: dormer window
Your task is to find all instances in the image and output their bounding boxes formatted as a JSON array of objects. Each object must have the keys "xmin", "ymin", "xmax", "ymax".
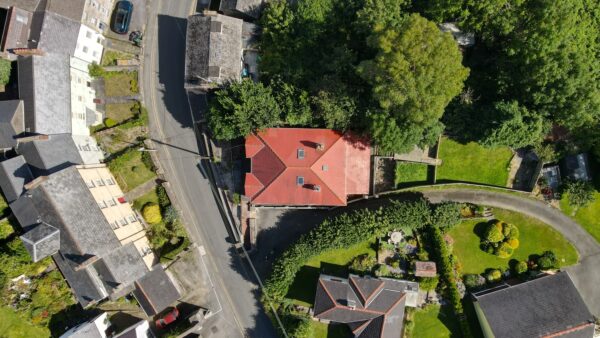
[{"xmin": 297, "ymin": 148, "xmax": 305, "ymax": 159}]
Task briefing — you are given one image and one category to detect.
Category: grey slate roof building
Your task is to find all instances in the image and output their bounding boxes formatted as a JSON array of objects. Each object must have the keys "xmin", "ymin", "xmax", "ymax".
[
  {"xmin": 472, "ymin": 272, "xmax": 595, "ymax": 338},
  {"xmin": 0, "ymin": 100, "xmax": 25, "ymax": 149},
  {"xmin": 313, "ymin": 274, "xmax": 418, "ymax": 338},
  {"xmin": 219, "ymin": 0, "xmax": 264, "ymax": 19},
  {"xmin": 0, "ymin": 155, "xmax": 33, "ymax": 203},
  {"xmin": 185, "ymin": 12, "xmax": 244, "ymax": 89},
  {"xmin": 20, "ymin": 222, "xmax": 60, "ymax": 262},
  {"xmin": 17, "ymin": 134, "xmax": 83, "ymax": 176},
  {"xmin": 17, "ymin": 10, "xmax": 80, "ymax": 135},
  {"xmin": 133, "ymin": 266, "xmax": 181, "ymax": 316}
]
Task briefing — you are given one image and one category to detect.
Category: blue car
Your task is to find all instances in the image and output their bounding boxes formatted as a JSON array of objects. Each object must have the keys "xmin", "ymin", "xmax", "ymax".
[{"xmin": 112, "ymin": 1, "xmax": 133, "ymax": 34}]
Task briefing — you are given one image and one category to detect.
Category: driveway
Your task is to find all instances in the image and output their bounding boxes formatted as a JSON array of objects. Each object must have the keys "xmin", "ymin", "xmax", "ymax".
[{"xmin": 423, "ymin": 188, "xmax": 600, "ymax": 316}]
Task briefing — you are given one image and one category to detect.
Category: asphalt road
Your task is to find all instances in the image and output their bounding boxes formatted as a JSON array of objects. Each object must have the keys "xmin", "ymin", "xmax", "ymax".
[{"xmin": 141, "ymin": 1, "xmax": 277, "ymax": 337}]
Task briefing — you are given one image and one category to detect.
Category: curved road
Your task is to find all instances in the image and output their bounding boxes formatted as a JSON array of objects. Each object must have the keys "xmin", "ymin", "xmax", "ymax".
[{"xmin": 423, "ymin": 188, "xmax": 600, "ymax": 315}]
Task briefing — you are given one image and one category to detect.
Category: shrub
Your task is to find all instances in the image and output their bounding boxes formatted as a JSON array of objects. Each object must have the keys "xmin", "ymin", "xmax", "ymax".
[
  {"xmin": 463, "ymin": 274, "xmax": 485, "ymax": 289},
  {"xmin": 142, "ymin": 203, "xmax": 162, "ymax": 224},
  {"xmin": 374, "ymin": 264, "xmax": 390, "ymax": 277},
  {"xmin": 563, "ymin": 180, "xmax": 595, "ymax": 209},
  {"xmin": 486, "ymin": 269, "xmax": 502, "ymax": 282},
  {"xmin": 514, "ymin": 261, "xmax": 528, "ymax": 275},
  {"xmin": 418, "ymin": 276, "xmax": 439, "ymax": 291},
  {"xmin": 350, "ymin": 254, "xmax": 377, "ymax": 274},
  {"xmin": 130, "ymin": 78, "xmax": 139, "ymax": 93},
  {"xmin": 537, "ymin": 250, "xmax": 557, "ymax": 269},
  {"xmin": 508, "ymin": 225, "xmax": 519, "ymax": 239},
  {"xmin": 390, "ymin": 260, "xmax": 400, "ymax": 269},
  {"xmin": 485, "ymin": 222, "xmax": 504, "ymax": 243},
  {"xmin": 88, "ymin": 62, "xmax": 105, "ymax": 77},
  {"xmin": 104, "ymin": 118, "xmax": 117, "ymax": 128},
  {"xmin": 163, "ymin": 205, "xmax": 178, "ymax": 224},
  {"xmin": 495, "ymin": 242, "xmax": 514, "ymax": 258},
  {"xmin": 157, "ymin": 185, "xmax": 170, "ymax": 208},
  {"xmin": 141, "ymin": 150, "xmax": 156, "ymax": 171},
  {"xmin": 232, "ymin": 193, "xmax": 241, "ymax": 205},
  {"xmin": 431, "ymin": 202, "xmax": 462, "ymax": 231},
  {"xmin": 288, "ymin": 315, "xmax": 313, "ymax": 338},
  {"xmin": 507, "ymin": 238, "xmax": 519, "ymax": 249},
  {"xmin": 0, "ymin": 58, "xmax": 11, "ymax": 85}
]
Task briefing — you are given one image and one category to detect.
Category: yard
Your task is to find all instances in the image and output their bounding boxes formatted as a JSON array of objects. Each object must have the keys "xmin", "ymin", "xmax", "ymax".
[
  {"xmin": 106, "ymin": 102, "xmax": 137, "ymax": 123},
  {"xmin": 311, "ymin": 321, "xmax": 351, "ymax": 338},
  {"xmin": 285, "ymin": 239, "xmax": 377, "ymax": 307},
  {"xmin": 108, "ymin": 148, "xmax": 156, "ymax": 192},
  {"xmin": 101, "ymin": 50, "xmax": 135, "ymax": 66},
  {"xmin": 437, "ymin": 138, "xmax": 513, "ymax": 187},
  {"xmin": 395, "ymin": 162, "xmax": 429, "ymax": 187},
  {"xmin": 104, "ymin": 71, "xmax": 139, "ymax": 97},
  {"xmin": 411, "ymin": 305, "xmax": 461, "ymax": 338},
  {"xmin": 560, "ymin": 191, "xmax": 600, "ymax": 243},
  {"xmin": 0, "ymin": 307, "xmax": 49, "ymax": 338},
  {"xmin": 448, "ymin": 208, "xmax": 578, "ymax": 275}
]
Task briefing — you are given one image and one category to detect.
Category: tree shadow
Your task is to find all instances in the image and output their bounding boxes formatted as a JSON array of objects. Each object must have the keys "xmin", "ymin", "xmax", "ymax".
[
  {"xmin": 284, "ymin": 265, "xmax": 320, "ymax": 306},
  {"xmin": 473, "ymin": 221, "xmax": 491, "ymax": 239}
]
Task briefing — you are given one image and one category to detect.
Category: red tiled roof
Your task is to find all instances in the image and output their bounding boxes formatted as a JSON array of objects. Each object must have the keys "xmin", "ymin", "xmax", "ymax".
[{"xmin": 244, "ymin": 128, "xmax": 371, "ymax": 206}]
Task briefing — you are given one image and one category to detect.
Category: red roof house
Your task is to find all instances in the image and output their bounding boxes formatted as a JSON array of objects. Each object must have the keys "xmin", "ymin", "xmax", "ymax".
[{"xmin": 244, "ymin": 128, "xmax": 371, "ymax": 206}]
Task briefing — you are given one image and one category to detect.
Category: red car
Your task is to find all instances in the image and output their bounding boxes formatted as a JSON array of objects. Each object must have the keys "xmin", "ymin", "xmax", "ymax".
[{"xmin": 155, "ymin": 307, "xmax": 179, "ymax": 329}]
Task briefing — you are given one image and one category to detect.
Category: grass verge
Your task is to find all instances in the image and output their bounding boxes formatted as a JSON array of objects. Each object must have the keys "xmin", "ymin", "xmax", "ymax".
[
  {"xmin": 437, "ymin": 138, "xmax": 513, "ymax": 187},
  {"xmin": 560, "ymin": 191, "xmax": 600, "ymax": 243}
]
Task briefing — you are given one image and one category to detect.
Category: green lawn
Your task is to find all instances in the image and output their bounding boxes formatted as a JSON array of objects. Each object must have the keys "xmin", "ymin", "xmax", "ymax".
[
  {"xmin": 412, "ymin": 305, "xmax": 461, "ymax": 338},
  {"xmin": 133, "ymin": 187, "xmax": 160, "ymax": 210},
  {"xmin": 0, "ymin": 191, "xmax": 8, "ymax": 217},
  {"xmin": 106, "ymin": 102, "xmax": 136, "ymax": 123},
  {"xmin": 437, "ymin": 138, "xmax": 513, "ymax": 187},
  {"xmin": 286, "ymin": 239, "xmax": 377, "ymax": 307},
  {"xmin": 108, "ymin": 149, "xmax": 156, "ymax": 192},
  {"xmin": 560, "ymin": 191, "xmax": 600, "ymax": 243},
  {"xmin": 448, "ymin": 208, "xmax": 578, "ymax": 275},
  {"xmin": 395, "ymin": 162, "xmax": 429, "ymax": 187},
  {"xmin": 104, "ymin": 71, "xmax": 138, "ymax": 97},
  {"xmin": 311, "ymin": 321, "xmax": 352, "ymax": 338},
  {"xmin": 0, "ymin": 307, "xmax": 49, "ymax": 338}
]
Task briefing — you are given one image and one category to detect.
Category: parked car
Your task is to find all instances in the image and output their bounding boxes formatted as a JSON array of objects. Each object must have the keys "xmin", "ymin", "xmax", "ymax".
[
  {"xmin": 112, "ymin": 1, "xmax": 133, "ymax": 34},
  {"xmin": 156, "ymin": 307, "xmax": 179, "ymax": 330}
]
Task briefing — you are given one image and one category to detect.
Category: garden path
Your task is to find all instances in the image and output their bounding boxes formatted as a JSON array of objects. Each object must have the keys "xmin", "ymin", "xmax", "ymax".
[{"xmin": 125, "ymin": 178, "xmax": 158, "ymax": 201}]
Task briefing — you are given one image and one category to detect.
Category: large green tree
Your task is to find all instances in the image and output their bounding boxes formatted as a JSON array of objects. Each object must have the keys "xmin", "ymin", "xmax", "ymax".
[
  {"xmin": 482, "ymin": 101, "xmax": 545, "ymax": 149},
  {"xmin": 208, "ymin": 80, "xmax": 281, "ymax": 140},
  {"xmin": 358, "ymin": 14, "xmax": 469, "ymax": 153}
]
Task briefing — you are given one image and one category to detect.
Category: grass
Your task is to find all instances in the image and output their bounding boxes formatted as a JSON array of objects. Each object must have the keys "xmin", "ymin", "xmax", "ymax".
[
  {"xmin": 104, "ymin": 71, "xmax": 138, "ymax": 97},
  {"xmin": 106, "ymin": 102, "xmax": 136, "ymax": 123},
  {"xmin": 0, "ymin": 192, "xmax": 8, "ymax": 217},
  {"xmin": 286, "ymin": 239, "xmax": 377, "ymax": 307},
  {"xmin": 108, "ymin": 149, "xmax": 156, "ymax": 192},
  {"xmin": 311, "ymin": 321, "xmax": 352, "ymax": 338},
  {"xmin": 437, "ymin": 138, "xmax": 513, "ymax": 187},
  {"xmin": 560, "ymin": 191, "xmax": 600, "ymax": 243},
  {"xmin": 0, "ymin": 307, "xmax": 49, "ymax": 338},
  {"xmin": 101, "ymin": 50, "xmax": 135, "ymax": 66},
  {"xmin": 412, "ymin": 305, "xmax": 461, "ymax": 338},
  {"xmin": 395, "ymin": 162, "xmax": 429, "ymax": 187},
  {"xmin": 133, "ymin": 188, "xmax": 160, "ymax": 210},
  {"xmin": 448, "ymin": 208, "xmax": 578, "ymax": 275}
]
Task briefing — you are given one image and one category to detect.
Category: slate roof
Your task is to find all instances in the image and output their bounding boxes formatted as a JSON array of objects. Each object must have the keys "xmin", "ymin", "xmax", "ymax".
[
  {"xmin": 44, "ymin": 0, "xmax": 85, "ymax": 23},
  {"xmin": 20, "ymin": 222, "xmax": 60, "ymax": 262},
  {"xmin": 17, "ymin": 10, "xmax": 79, "ymax": 135},
  {"xmin": 219, "ymin": 0, "xmax": 264, "ymax": 19},
  {"xmin": 27, "ymin": 166, "xmax": 121, "ymax": 267},
  {"xmin": 1, "ymin": 6, "xmax": 34, "ymax": 52},
  {"xmin": 185, "ymin": 13, "xmax": 243, "ymax": 88},
  {"xmin": 0, "ymin": 100, "xmax": 24, "ymax": 149},
  {"xmin": 245, "ymin": 129, "xmax": 371, "ymax": 206},
  {"xmin": 133, "ymin": 266, "xmax": 181, "ymax": 316},
  {"xmin": 9, "ymin": 194, "xmax": 40, "ymax": 230},
  {"xmin": 313, "ymin": 274, "xmax": 418, "ymax": 338},
  {"xmin": 93, "ymin": 244, "xmax": 148, "ymax": 293},
  {"xmin": 473, "ymin": 272, "xmax": 595, "ymax": 338},
  {"xmin": 53, "ymin": 252, "xmax": 107, "ymax": 308},
  {"xmin": 17, "ymin": 134, "xmax": 83, "ymax": 176},
  {"xmin": 0, "ymin": 155, "xmax": 33, "ymax": 202}
]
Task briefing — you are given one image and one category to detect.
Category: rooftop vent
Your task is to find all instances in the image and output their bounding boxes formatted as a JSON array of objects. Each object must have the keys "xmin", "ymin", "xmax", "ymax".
[
  {"xmin": 312, "ymin": 185, "xmax": 321, "ymax": 192},
  {"xmin": 316, "ymin": 143, "xmax": 324, "ymax": 151},
  {"xmin": 210, "ymin": 21, "xmax": 222, "ymax": 33},
  {"xmin": 297, "ymin": 148, "xmax": 305, "ymax": 159},
  {"xmin": 347, "ymin": 299, "xmax": 356, "ymax": 310},
  {"xmin": 322, "ymin": 165, "xmax": 328, "ymax": 171},
  {"xmin": 296, "ymin": 176, "xmax": 304, "ymax": 185}
]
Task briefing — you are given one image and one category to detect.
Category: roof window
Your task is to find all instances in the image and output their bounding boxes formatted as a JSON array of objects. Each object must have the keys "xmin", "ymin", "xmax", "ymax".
[
  {"xmin": 297, "ymin": 148, "xmax": 305, "ymax": 159},
  {"xmin": 296, "ymin": 176, "xmax": 304, "ymax": 185}
]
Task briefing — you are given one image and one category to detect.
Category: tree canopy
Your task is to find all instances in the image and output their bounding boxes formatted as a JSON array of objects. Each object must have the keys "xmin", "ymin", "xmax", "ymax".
[{"xmin": 481, "ymin": 101, "xmax": 545, "ymax": 149}]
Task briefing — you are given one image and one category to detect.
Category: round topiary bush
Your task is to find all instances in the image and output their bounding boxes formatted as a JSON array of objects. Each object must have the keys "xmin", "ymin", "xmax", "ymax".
[
  {"xmin": 495, "ymin": 242, "xmax": 514, "ymax": 258},
  {"xmin": 104, "ymin": 118, "xmax": 117, "ymax": 128},
  {"xmin": 463, "ymin": 274, "xmax": 485, "ymax": 289},
  {"xmin": 486, "ymin": 269, "xmax": 502, "ymax": 282},
  {"xmin": 142, "ymin": 203, "xmax": 162, "ymax": 224},
  {"xmin": 514, "ymin": 261, "xmax": 528, "ymax": 274},
  {"xmin": 507, "ymin": 238, "xmax": 519, "ymax": 249},
  {"xmin": 485, "ymin": 222, "xmax": 505, "ymax": 243}
]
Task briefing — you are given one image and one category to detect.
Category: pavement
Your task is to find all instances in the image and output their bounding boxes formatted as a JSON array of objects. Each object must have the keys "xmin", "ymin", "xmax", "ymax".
[
  {"xmin": 124, "ymin": 177, "xmax": 157, "ymax": 201},
  {"xmin": 422, "ymin": 188, "xmax": 600, "ymax": 316},
  {"xmin": 141, "ymin": 1, "xmax": 277, "ymax": 337}
]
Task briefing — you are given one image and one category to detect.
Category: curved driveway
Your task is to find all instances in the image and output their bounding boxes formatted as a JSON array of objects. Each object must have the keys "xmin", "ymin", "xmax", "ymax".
[{"xmin": 423, "ymin": 188, "xmax": 600, "ymax": 315}]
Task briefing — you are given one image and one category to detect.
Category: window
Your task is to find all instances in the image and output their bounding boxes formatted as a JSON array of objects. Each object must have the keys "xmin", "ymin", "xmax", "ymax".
[
  {"xmin": 86, "ymin": 180, "xmax": 95, "ymax": 188},
  {"xmin": 87, "ymin": 81, "xmax": 91, "ymax": 87},
  {"xmin": 96, "ymin": 179, "xmax": 105, "ymax": 186},
  {"xmin": 82, "ymin": 46, "xmax": 89, "ymax": 53},
  {"xmin": 128, "ymin": 215, "xmax": 137, "ymax": 223},
  {"xmin": 110, "ymin": 222, "xmax": 119, "ymax": 230},
  {"xmin": 106, "ymin": 178, "xmax": 115, "ymax": 185},
  {"xmin": 78, "ymin": 96, "xmax": 83, "ymax": 102},
  {"xmin": 98, "ymin": 201, "xmax": 107, "ymax": 209},
  {"xmin": 296, "ymin": 176, "xmax": 304, "ymax": 185},
  {"xmin": 86, "ymin": 31, "xmax": 92, "ymax": 39},
  {"xmin": 119, "ymin": 218, "xmax": 128, "ymax": 226},
  {"xmin": 322, "ymin": 165, "xmax": 329, "ymax": 171},
  {"xmin": 96, "ymin": 37, "xmax": 101, "ymax": 43},
  {"xmin": 108, "ymin": 199, "xmax": 116, "ymax": 207},
  {"xmin": 92, "ymin": 51, "xmax": 98, "ymax": 58},
  {"xmin": 297, "ymin": 148, "xmax": 305, "ymax": 159}
]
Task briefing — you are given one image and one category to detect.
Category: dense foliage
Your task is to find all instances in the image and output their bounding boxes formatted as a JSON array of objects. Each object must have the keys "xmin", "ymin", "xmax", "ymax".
[
  {"xmin": 563, "ymin": 180, "xmax": 595, "ymax": 209},
  {"xmin": 482, "ymin": 221, "xmax": 520, "ymax": 258},
  {"xmin": 0, "ymin": 58, "xmax": 11, "ymax": 86}
]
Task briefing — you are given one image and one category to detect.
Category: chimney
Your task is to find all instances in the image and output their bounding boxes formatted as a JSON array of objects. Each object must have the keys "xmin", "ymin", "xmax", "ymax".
[
  {"xmin": 16, "ymin": 134, "xmax": 49, "ymax": 144},
  {"xmin": 24, "ymin": 176, "xmax": 47, "ymax": 190},
  {"xmin": 12, "ymin": 48, "xmax": 45, "ymax": 56},
  {"xmin": 316, "ymin": 143, "xmax": 324, "ymax": 151}
]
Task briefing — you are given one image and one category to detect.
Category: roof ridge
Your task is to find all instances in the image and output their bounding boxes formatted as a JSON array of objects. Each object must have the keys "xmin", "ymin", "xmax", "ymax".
[
  {"xmin": 542, "ymin": 322, "xmax": 595, "ymax": 338},
  {"xmin": 315, "ymin": 279, "xmax": 338, "ymax": 316},
  {"xmin": 248, "ymin": 134, "xmax": 287, "ymax": 201},
  {"xmin": 309, "ymin": 135, "xmax": 347, "ymax": 203}
]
